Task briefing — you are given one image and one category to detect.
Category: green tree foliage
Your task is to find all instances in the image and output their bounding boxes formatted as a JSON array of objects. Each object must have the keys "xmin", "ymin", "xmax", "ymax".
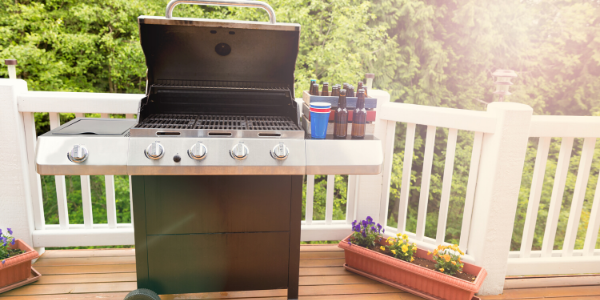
[{"xmin": 2, "ymin": 0, "xmax": 600, "ymax": 251}]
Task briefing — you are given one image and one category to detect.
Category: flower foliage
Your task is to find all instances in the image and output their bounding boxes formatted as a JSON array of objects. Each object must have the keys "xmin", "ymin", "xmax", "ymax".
[
  {"xmin": 350, "ymin": 216, "xmax": 382, "ymax": 248},
  {"xmin": 384, "ymin": 233, "xmax": 417, "ymax": 263},
  {"xmin": 432, "ymin": 244, "xmax": 464, "ymax": 275},
  {"xmin": 0, "ymin": 228, "xmax": 18, "ymax": 262}
]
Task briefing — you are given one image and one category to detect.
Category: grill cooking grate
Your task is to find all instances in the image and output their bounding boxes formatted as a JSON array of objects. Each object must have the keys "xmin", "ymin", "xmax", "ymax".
[
  {"xmin": 136, "ymin": 114, "xmax": 300, "ymax": 131},
  {"xmin": 194, "ymin": 115, "xmax": 246, "ymax": 130},
  {"xmin": 135, "ymin": 114, "xmax": 197, "ymax": 129}
]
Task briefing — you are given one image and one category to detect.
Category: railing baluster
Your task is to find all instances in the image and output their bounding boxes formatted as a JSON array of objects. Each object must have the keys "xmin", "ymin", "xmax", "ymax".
[
  {"xmin": 74, "ymin": 113, "xmax": 94, "ymax": 229},
  {"xmin": 379, "ymin": 121, "xmax": 397, "ymax": 227},
  {"xmin": 80, "ymin": 175, "xmax": 93, "ymax": 229},
  {"xmin": 23, "ymin": 112, "xmax": 46, "ymax": 230},
  {"xmin": 346, "ymin": 175, "xmax": 357, "ymax": 224},
  {"xmin": 105, "ymin": 175, "xmax": 117, "ymax": 228},
  {"xmin": 541, "ymin": 137, "xmax": 574, "ymax": 257},
  {"xmin": 436, "ymin": 128, "xmax": 458, "ymax": 245},
  {"xmin": 305, "ymin": 175, "xmax": 315, "ymax": 224},
  {"xmin": 520, "ymin": 137, "xmax": 551, "ymax": 257},
  {"xmin": 397, "ymin": 123, "xmax": 416, "ymax": 233},
  {"xmin": 563, "ymin": 137, "xmax": 596, "ymax": 256},
  {"xmin": 459, "ymin": 131, "xmax": 484, "ymax": 251},
  {"xmin": 126, "ymin": 113, "xmax": 135, "ymax": 224},
  {"xmin": 49, "ymin": 112, "xmax": 70, "ymax": 229},
  {"xmin": 416, "ymin": 125, "xmax": 436, "ymax": 240},
  {"xmin": 583, "ymin": 170, "xmax": 600, "ymax": 256},
  {"xmin": 325, "ymin": 175, "xmax": 335, "ymax": 225}
]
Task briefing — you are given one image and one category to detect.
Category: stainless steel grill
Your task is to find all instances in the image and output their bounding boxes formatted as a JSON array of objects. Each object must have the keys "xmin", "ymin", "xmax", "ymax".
[{"xmin": 135, "ymin": 114, "xmax": 301, "ymax": 131}]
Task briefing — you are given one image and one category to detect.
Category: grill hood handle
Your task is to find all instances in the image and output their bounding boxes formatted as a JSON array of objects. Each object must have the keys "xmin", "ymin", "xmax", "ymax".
[{"xmin": 165, "ymin": 0, "xmax": 276, "ymax": 24}]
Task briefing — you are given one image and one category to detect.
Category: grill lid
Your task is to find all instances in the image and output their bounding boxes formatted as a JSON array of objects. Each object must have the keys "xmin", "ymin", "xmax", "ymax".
[{"xmin": 138, "ymin": 16, "xmax": 300, "ymax": 93}]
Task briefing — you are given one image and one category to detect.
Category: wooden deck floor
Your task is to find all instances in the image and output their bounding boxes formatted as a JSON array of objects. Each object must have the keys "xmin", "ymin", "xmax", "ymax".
[{"xmin": 0, "ymin": 245, "xmax": 599, "ymax": 299}]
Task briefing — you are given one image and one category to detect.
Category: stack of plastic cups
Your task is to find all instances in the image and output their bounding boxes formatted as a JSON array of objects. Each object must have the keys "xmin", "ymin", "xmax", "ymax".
[{"xmin": 310, "ymin": 102, "xmax": 331, "ymax": 139}]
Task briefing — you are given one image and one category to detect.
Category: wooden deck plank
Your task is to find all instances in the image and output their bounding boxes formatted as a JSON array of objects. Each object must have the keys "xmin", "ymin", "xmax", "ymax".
[
  {"xmin": 480, "ymin": 285, "xmax": 600, "ymax": 299},
  {"xmin": 299, "ymin": 258, "xmax": 345, "ymax": 267},
  {"xmin": 299, "ymin": 251, "xmax": 345, "ymax": 259},
  {"xmin": 299, "ymin": 245, "xmax": 342, "ymax": 252},
  {"xmin": 34, "ymin": 264, "xmax": 137, "ymax": 275},
  {"xmin": 34, "ymin": 256, "xmax": 135, "ymax": 267},
  {"xmin": 504, "ymin": 275, "xmax": 600, "ymax": 289},
  {"xmin": 41, "ymin": 249, "xmax": 135, "ymax": 259},
  {"xmin": 299, "ymin": 267, "xmax": 348, "ymax": 276},
  {"xmin": 0, "ymin": 293, "xmax": 129, "ymax": 300},
  {"xmin": 34, "ymin": 273, "xmax": 137, "ymax": 285},
  {"xmin": 0, "ymin": 282, "xmax": 136, "ymax": 296}
]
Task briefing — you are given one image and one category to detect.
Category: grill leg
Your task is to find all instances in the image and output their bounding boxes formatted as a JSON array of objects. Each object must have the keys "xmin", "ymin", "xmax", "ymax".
[{"xmin": 287, "ymin": 175, "xmax": 302, "ymax": 300}]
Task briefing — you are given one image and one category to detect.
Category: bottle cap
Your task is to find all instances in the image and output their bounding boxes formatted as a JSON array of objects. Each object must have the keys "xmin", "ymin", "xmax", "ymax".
[{"xmin": 5, "ymin": 59, "xmax": 17, "ymax": 65}]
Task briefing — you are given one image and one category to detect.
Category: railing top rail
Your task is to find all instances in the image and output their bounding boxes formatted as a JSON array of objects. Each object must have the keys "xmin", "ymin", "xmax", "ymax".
[
  {"xmin": 379, "ymin": 102, "xmax": 496, "ymax": 133},
  {"xmin": 530, "ymin": 115, "xmax": 600, "ymax": 138},
  {"xmin": 18, "ymin": 91, "xmax": 143, "ymax": 113}
]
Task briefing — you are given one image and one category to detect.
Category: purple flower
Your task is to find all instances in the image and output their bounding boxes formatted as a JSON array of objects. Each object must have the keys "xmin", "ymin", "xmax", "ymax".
[
  {"xmin": 11, "ymin": 239, "xmax": 15, "ymax": 246},
  {"xmin": 366, "ymin": 216, "xmax": 373, "ymax": 223},
  {"xmin": 352, "ymin": 220, "xmax": 357, "ymax": 226},
  {"xmin": 348, "ymin": 241, "xmax": 352, "ymax": 246},
  {"xmin": 0, "ymin": 229, "xmax": 2, "ymax": 235},
  {"xmin": 371, "ymin": 226, "xmax": 377, "ymax": 232},
  {"xmin": 361, "ymin": 220, "xmax": 367, "ymax": 227},
  {"xmin": 7, "ymin": 228, "xmax": 12, "ymax": 235},
  {"xmin": 1, "ymin": 260, "xmax": 4, "ymax": 265},
  {"xmin": 382, "ymin": 228, "xmax": 385, "ymax": 233},
  {"xmin": 361, "ymin": 230, "xmax": 367, "ymax": 238}
]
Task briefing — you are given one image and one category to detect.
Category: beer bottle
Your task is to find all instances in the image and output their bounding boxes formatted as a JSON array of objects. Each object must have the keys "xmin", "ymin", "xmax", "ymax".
[
  {"xmin": 309, "ymin": 79, "xmax": 316, "ymax": 92},
  {"xmin": 363, "ymin": 86, "xmax": 369, "ymax": 98},
  {"xmin": 311, "ymin": 83, "xmax": 320, "ymax": 95},
  {"xmin": 321, "ymin": 82, "xmax": 330, "ymax": 96},
  {"xmin": 348, "ymin": 85, "xmax": 355, "ymax": 97},
  {"xmin": 333, "ymin": 89, "xmax": 348, "ymax": 139},
  {"xmin": 331, "ymin": 85, "xmax": 339, "ymax": 97},
  {"xmin": 343, "ymin": 83, "xmax": 349, "ymax": 92},
  {"xmin": 357, "ymin": 81, "xmax": 364, "ymax": 93},
  {"xmin": 351, "ymin": 89, "xmax": 367, "ymax": 139}
]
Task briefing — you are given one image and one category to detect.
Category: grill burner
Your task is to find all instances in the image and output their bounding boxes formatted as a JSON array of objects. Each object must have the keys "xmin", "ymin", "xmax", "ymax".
[{"xmin": 136, "ymin": 114, "xmax": 300, "ymax": 131}]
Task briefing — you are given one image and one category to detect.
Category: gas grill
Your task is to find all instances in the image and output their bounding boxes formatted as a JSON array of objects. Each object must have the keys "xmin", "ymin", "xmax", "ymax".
[{"xmin": 35, "ymin": 1, "xmax": 383, "ymax": 299}]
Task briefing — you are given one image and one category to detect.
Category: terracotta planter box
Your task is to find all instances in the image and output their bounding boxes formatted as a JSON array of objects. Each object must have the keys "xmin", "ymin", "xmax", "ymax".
[
  {"xmin": 338, "ymin": 235, "xmax": 487, "ymax": 300},
  {"xmin": 0, "ymin": 240, "xmax": 40, "ymax": 288}
]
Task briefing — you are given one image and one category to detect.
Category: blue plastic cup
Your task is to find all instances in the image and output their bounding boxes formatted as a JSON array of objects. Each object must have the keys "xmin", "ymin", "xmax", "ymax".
[{"xmin": 310, "ymin": 102, "xmax": 331, "ymax": 139}]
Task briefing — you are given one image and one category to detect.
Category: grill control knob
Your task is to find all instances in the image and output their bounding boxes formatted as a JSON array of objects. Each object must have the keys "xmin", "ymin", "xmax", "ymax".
[
  {"xmin": 145, "ymin": 141, "xmax": 164, "ymax": 160},
  {"xmin": 270, "ymin": 142, "xmax": 289, "ymax": 160},
  {"xmin": 188, "ymin": 142, "xmax": 207, "ymax": 160},
  {"xmin": 67, "ymin": 144, "xmax": 88, "ymax": 163},
  {"xmin": 173, "ymin": 154, "xmax": 181, "ymax": 163},
  {"xmin": 230, "ymin": 142, "xmax": 249, "ymax": 160}
]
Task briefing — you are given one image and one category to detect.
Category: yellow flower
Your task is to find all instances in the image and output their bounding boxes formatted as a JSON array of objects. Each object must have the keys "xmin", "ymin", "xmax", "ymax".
[
  {"xmin": 396, "ymin": 233, "xmax": 401, "ymax": 237},
  {"xmin": 402, "ymin": 234, "xmax": 408, "ymax": 240},
  {"xmin": 380, "ymin": 246, "xmax": 385, "ymax": 251},
  {"xmin": 427, "ymin": 251, "xmax": 432, "ymax": 255},
  {"xmin": 410, "ymin": 257, "xmax": 414, "ymax": 262},
  {"xmin": 402, "ymin": 245, "xmax": 408, "ymax": 253},
  {"xmin": 444, "ymin": 254, "xmax": 451, "ymax": 262},
  {"xmin": 451, "ymin": 261, "xmax": 456, "ymax": 265},
  {"xmin": 412, "ymin": 247, "xmax": 417, "ymax": 252},
  {"xmin": 433, "ymin": 250, "xmax": 438, "ymax": 256},
  {"xmin": 458, "ymin": 257, "xmax": 461, "ymax": 263},
  {"xmin": 391, "ymin": 250, "xmax": 396, "ymax": 255},
  {"xmin": 439, "ymin": 268, "xmax": 444, "ymax": 272},
  {"xmin": 389, "ymin": 240, "xmax": 394, "ymax": 245}
]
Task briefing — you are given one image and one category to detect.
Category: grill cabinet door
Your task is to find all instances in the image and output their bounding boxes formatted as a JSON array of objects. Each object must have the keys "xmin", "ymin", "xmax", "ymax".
[
  {"xmin": 144, "ymin": 175, "xmax": 291, "ymax": 234},
  {"xmin": 145, "ymin": 232, "xmax": 289, "ymax": 294}
]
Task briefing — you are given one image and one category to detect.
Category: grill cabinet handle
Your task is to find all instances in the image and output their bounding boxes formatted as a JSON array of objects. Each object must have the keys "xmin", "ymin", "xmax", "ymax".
[{"xmin": 165, "ymin": 0, "xmax": 276, "ymax": 24}]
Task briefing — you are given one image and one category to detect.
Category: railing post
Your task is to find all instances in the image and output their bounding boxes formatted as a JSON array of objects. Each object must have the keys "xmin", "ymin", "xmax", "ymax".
[
  {"xmin": 353, "ymin": 89, "xmax": 391, "ymax": 223},
  {"xmin": 0, "ymin": 78, "xmax": 37, "ymax": 250},
  {"xmin": 467, "ymin": 102, "xmax": 532, "ymax": 295}
]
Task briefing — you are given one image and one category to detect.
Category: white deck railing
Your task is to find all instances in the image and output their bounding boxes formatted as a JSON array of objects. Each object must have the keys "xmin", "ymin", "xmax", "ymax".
[{"xmin": 2, "ymin": 78, "xmax": 600, "ymax": 295}]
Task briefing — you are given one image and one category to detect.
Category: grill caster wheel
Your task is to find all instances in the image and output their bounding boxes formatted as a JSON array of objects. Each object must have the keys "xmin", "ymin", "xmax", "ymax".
[{"xmin": 124, "ymin": 288, "xmax": 160, "ymax": 300}]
